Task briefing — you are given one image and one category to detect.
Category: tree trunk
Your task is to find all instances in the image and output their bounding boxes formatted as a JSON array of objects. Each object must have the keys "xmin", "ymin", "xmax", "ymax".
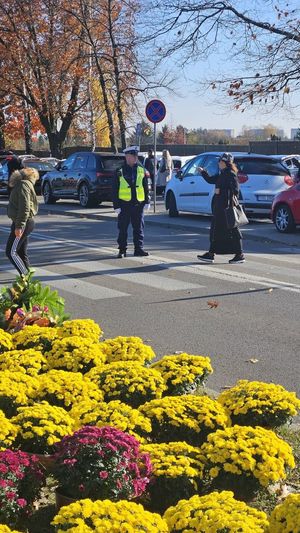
[
  {"xmin": 94, "ymin": 56, "xmax": 117, "ymax": 152},
  {"xmin": 47, "ymin": 131, "xmax": 64, "ymax": 159},
  {"xmin": 108, "ymin": 0, "xmax": 127, "ymax": 150},
  {"xmin": 0, "ymin": 109, "xmax": 5, "ymax": 149},
  {"xmin": 22, "ymin": 101, "xmax": 33, "ymax": 154}
]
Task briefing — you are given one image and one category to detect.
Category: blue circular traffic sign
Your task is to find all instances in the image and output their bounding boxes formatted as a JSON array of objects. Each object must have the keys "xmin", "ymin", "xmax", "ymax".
[{"xmin": 145, "ymin": 99, "xmax": 166, "ymax": 123}]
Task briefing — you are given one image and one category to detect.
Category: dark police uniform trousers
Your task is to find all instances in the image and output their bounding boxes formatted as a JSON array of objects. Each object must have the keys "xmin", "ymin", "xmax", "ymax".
[{"xmin": 117, "ymin": 203, "xmax": 145, "ymax": 252}]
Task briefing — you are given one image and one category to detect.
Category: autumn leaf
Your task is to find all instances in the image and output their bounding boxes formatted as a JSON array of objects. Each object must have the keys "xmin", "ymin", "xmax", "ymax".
[{"xmin": 207, "ymin": 300, "xmax": 219, "ymax": 309}]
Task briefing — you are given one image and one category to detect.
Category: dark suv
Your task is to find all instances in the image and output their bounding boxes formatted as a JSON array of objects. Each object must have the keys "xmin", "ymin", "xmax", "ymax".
[{"xmin": 41, "ymin": 151, "xmax": 126, "ymax": 207}]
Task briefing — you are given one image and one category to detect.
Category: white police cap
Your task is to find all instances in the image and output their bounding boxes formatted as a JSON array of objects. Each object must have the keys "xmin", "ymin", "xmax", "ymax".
[{"xmin": 123, "ymin": 145, "xmax": 139, "ymax": 155}]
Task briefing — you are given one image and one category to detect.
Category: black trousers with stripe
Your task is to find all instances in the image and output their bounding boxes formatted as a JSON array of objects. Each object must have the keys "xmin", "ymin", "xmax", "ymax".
[{"xmin": 6, "ymin": 219, "xmax": 35, "ymax": 275}]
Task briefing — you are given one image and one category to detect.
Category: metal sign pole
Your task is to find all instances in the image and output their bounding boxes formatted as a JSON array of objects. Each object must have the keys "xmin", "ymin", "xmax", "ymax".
[
  {"xmin": 153, "ymin": 122, "xmax": 157, "ymax": 213},
  {"xmin": 145, "ymin": 99, "xmax": 166, "ymax": 214}
]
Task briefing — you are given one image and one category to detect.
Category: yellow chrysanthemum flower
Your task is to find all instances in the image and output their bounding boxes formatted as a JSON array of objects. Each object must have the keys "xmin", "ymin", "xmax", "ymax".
[
  {"xmin": 164, "ymin": 491, "xmax": 269, "ymax": 532},
  {"xmin": 139, "ymin": 395, "xmax": 230, "ymax": 445},
  {"xmin": 12, "ymin": 325, "xmax": 58, "ymax": 352},
  {"xmin": 0, "ymin": 330, "xmax": 13, "ymax": 353},
  {"xmin": 0, "ymin": 526, "xmax": 22, "ymax": 533},
  {"xmin": 0, "ymin": 370, "xmax": 39, "ymax": 417},
  {"xmin": 0, "ymin": 409, "xmax": 17, "ymax": 450},
  {"xmin": 268, "ymin": 493, "xmax": 300, "ymax": 532},
  {"xmin": 201, "ymin": 425, "xmax": 295, "ymax": 488},
  {"xmin": 45, "ymin": 336, "xmax": 106, "ymax": 373},
  {"xmin": 58, "ymin": 319, "xmax": 103, "ymax": 342},
  {"xmin": 12, "ymin": 401, "xmax": 74, "ymax": 454},
  {"xmin": 151, "ymin": 353, "xmax": 213, "ymax": 394},
  {"xmin": 52, "ymin": 499, "xmax": 168, "ymax": 532},
  {"xmin": 87, "ymin": 361, "xmax": 165, "ymax": 407},
  {"xmin": 30, "ymin": 370, "xmax": 103, "ymax": 410},
  {"xmin": 0, "ymin": 348, "xmax": 47, "ymax": 376},
  {"xmin": 218, "ymin": 380, "xmax": 300, "ymax": 428},
  {"xmin": 141, "ymin": 442, "xmax": 204, "ymax": 478},
  {"xmin": 70, "ymin": 398, "xmax": 151, "ymax": 438},
  {"xmin": 100, "ymin": 336, "xmax": 155, "ymax": 365}
]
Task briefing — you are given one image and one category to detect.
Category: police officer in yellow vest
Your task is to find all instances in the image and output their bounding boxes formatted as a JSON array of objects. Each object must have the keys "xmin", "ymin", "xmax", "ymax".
[{"xmin": 113, "ymin": 146, "xmax": 150, "ymax": 258}]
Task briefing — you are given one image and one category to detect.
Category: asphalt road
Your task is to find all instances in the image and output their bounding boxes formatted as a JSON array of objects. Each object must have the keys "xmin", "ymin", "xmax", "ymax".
[{"xmin": 0, "ymin": 198, "xmax": 299, "ymax": 396}]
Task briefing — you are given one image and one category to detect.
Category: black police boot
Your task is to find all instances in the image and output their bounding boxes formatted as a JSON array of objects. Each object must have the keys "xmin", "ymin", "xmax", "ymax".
[
  {"xmin": 117, "ymin": 250, "xmax": 127, "ymax": 258},
  {"xmin": 134, "ymin": 249, "xmax": 149, "ymax": 257}
]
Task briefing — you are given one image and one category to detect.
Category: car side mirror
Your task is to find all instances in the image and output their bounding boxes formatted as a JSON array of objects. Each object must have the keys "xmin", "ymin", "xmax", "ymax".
[
  {"xmin": 176, "ymin": 170, "xmax": 183, "ymax": 180},
  {"xmin": 61, "ymin": 165, "xmax": 68, "ymax": 171}
]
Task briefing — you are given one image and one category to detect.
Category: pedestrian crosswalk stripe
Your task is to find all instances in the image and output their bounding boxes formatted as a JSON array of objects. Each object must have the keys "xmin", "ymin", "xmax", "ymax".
[
  {"xmin": 31, "ymin": 267, "xmax": 129, "ymax": 300},
  {"xmin": 68, "ymin": 260, "xmax": 204, "ymax": 291}
]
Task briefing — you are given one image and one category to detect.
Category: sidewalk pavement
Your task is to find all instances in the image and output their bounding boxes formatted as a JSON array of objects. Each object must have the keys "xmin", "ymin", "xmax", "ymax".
[{"xmin": 1, "ymin": 198, "xmax": 300, "ymax": 249}]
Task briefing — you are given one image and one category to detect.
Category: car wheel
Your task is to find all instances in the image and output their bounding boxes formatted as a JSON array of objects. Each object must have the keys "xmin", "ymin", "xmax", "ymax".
[
  {"xmin": 79, "ymin": 183, "xmax": 98, "ymax": 208},
  {"xmin": 274, "ymin": 204, "xmax": 296, "ymax": 233},
  {"xmin": 43, "ymin": 182, "xmax": 57, "ymax": 204},
  {"xmin": 168, "ymin": 192, "xmax": 179, "ymax": 217}
]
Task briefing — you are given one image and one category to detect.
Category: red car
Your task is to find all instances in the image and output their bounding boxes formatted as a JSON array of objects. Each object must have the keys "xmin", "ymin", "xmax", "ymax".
[{"xmin": 271, "ymin": 180, "xmax": 300, "ymax": 232}]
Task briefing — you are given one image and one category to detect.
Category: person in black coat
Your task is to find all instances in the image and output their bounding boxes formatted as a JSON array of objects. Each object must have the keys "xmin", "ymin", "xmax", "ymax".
[
  {"xmin": 197, "ymin": 152, "xmax": 245, "ymax": 264},
  {"xmin": 144, "ymin": 149, "xmax": 155, "ymax": 190}
]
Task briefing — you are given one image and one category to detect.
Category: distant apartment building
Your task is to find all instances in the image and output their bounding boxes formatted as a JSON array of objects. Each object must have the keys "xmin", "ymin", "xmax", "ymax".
[
  {"xmin": 243, "ymin": 128, "xmax": 284, "ymax": 139},
  {"xmin": 208, "ymin": 129, "xmax": 235, "ymax": 138},
  {"xmin": 291, "ymin": 128, "xmax": 300, "ymax": 139}
]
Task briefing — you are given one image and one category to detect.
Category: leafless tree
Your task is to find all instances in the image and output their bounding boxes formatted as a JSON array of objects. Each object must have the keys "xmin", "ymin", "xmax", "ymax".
[{"xmin": 143, "ymin": 1, "xmax": 300, "ymax": 112}]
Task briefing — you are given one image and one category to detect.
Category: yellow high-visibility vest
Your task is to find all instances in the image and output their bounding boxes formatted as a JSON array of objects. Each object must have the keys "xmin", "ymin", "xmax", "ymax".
[{"xmin": 118, "ymin": 166, "xmax": 145, "ymax": 202}]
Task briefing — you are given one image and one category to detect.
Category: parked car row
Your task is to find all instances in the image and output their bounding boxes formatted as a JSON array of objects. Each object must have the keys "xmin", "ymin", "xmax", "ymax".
[
  {"xmin": 165, "ymin": 152, "xmax": 300, "ymax": 233},
  {"xmin": 0, "ymin": 157, "xmax": 57, "ymax": 195},
  {"xmin": 1, "ymin": 150, "xmax": 299, "ymax": 233}
]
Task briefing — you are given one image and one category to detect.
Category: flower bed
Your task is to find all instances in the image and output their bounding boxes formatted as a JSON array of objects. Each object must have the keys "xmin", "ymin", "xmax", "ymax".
[
  {"xmin": 0, "ymin": 275, "xmax": 299, "ymax": 531},
  {"xmin": 58, "ymin": 319, "xmax": 102, "ymax": 342}
]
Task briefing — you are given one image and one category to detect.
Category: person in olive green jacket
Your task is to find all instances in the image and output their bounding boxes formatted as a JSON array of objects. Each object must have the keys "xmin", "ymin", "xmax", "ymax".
[{"xmin": 6, "ymin": 167, "xmax": 39, "ymax": 275}]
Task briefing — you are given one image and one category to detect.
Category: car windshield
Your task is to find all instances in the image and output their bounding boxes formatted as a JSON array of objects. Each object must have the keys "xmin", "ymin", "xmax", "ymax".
[
  {"xmin": 236, "ymin": 158, "xmax": 288, "ymax": 176},
  {"xmin": 101, "ymin": 157, "xmax": 125, "ymax": 170},
  {"xmin": 24, "ymin": 161, "xmax": 55, "ymax": 171}
]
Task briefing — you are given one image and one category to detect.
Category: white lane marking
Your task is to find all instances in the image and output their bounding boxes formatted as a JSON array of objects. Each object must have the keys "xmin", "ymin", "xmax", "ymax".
[{"xmin": 1, "ymin": 226, "xmax": 300, "ymax": 294}]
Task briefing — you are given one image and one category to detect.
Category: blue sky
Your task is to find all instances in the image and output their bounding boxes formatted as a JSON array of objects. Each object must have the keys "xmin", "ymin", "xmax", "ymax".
[{"xmin": 141, "ymin": 0, "xmax": 300, "ymax": 138}]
